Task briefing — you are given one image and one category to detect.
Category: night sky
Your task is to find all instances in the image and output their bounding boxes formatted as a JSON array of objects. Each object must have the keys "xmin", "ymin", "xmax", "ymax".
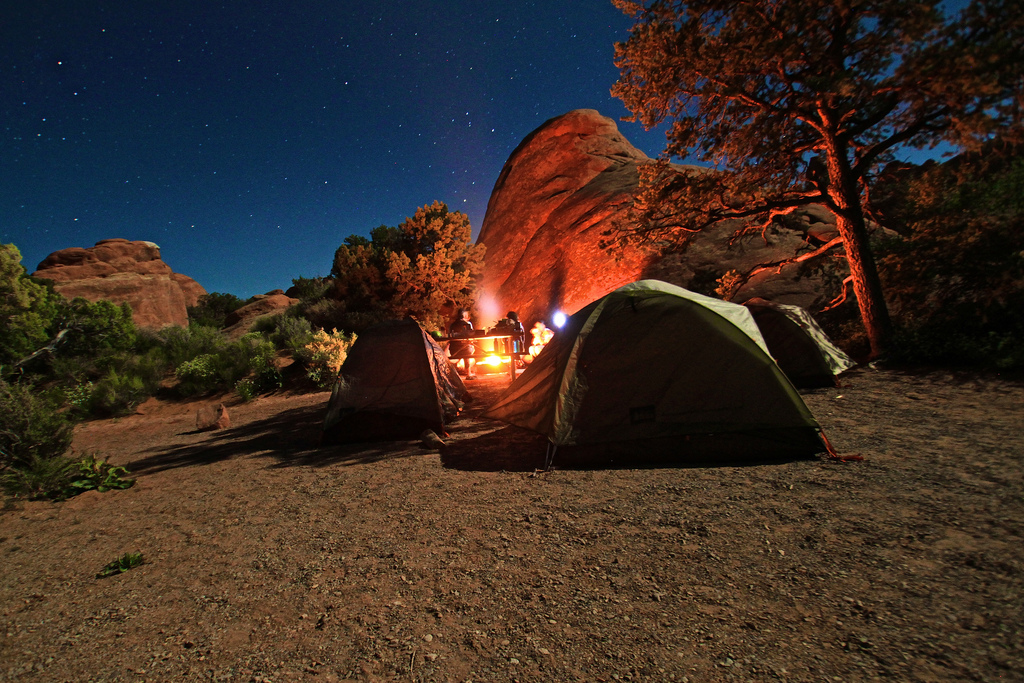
[{"xmin": 2, "ymin": 1, "xmax": 672, "ymax": 298}]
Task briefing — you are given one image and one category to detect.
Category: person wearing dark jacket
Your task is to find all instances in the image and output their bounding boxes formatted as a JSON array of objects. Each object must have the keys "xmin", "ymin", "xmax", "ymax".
[{"xmin": 449, "ymin": 308, "xmax": 477, "ymax": 379}]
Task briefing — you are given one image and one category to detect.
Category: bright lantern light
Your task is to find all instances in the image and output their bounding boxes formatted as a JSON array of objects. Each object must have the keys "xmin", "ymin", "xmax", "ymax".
[{"xmin": 552, "ymin": 311, "xmax": 567, "ymax": 328}]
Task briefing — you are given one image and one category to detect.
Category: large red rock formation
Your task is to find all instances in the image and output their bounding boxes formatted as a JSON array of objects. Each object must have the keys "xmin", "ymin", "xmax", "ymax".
[
  {"xmin": 32, "ymin": 238, "xmax": 206, "ymax": 330},
  {"xmin": 477, "ymin": 109, "xmax": 841, "ymax": 328},
  {"xmin": 477, "ymin": 109, "xmax": 653, "ymax": 327}
]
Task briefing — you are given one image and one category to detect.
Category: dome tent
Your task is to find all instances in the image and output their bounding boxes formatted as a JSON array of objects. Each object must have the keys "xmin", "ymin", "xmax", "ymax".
[
  {"xmin": 322, "ymin": 318, "xmax": 468, "ymax": 444},
  {"xmin": 483, "ymin": 280, "xmax": 826, "ymax": 466},
  {"xmin": 742, "ymin": 298, "xmax": 856, "ymax": 388}
]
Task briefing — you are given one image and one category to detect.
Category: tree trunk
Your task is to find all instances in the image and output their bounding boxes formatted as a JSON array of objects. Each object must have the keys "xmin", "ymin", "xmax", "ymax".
[
  {"xmin": 824, "ymin": 152, "xmax": 894, "ymax": 359},
  {"xmin": 832, "ymin": 210, "xmax": 893, "ymax": 358}
]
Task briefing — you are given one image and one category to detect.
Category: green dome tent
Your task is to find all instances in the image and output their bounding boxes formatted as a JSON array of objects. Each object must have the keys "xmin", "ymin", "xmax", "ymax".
[
  {"xmin": 322, "ymin": 318, "xmax": 468, "ymax": 444},
  {"xmin": 743, "ymin": 298, "xmax": 856, "ymax": 388},
  {"xmin": 483, "ymin": 281, "xmax": 827, "ymax": 466}
]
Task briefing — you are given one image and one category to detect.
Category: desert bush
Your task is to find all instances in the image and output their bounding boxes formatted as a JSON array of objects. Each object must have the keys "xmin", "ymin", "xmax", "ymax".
[
  {"xmin": 187, "ymin": 292, "xmax": 246, "ymax": 329},
  {"xmin": 174, "ymin": 354, "xmax": 222, "ymax": 396},
  {"xmin": 59, "ymin": 299, "xmax": 137, "ymax": 358},
  {"xmin": 300, "ymin": 298, "xmax": 349, "ymax": 332},
  {"xmin": 63, "ymin": 453, "xmax": 135, "ymax": 497},
  {"xmin": 158, "ymin": 324, "xmax": 225, "ymax": 368},
  {"xmin": 174, "ymin": 334, "xmax": 281, "ymax": 397},
  {"xmin": 877, "ymin": 149, "xmax": 1024, "ymax": 368},
  {"xmin": 249, "ymin": 313, "xmax": 313, "ymax": 352},
  {"xmin": 0, "ymin": 379, "xmax": 73, "ymax": 470},
  {"xmin": 234, "ymin": 334, "xmax": 282, "ymax": 394},
  {"xmin": 0, "ymin": 453, "xmax": 76, "ymax": 500},
  {"xmin": 288, "ymin": 276, "xmax": 332, "ymax": 303},
  {"xmin": 296, "ymin": 329, "xmax": 357, "ymax": 389},
  {"xmin": 87, "ymin": 370, "xmax": 150, "ymax": 417}
]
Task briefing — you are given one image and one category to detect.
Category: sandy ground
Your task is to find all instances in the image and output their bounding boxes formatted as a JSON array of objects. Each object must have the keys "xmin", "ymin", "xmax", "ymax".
[{"xmin": 1, "ymin": 366, "xmax": 1022, "ymax": 682}]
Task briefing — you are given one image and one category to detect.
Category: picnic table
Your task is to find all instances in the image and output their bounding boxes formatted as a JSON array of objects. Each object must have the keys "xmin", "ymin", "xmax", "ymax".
[{"xmin": 435, "ymin": 333, "xmax": 527, "ymax": 381}]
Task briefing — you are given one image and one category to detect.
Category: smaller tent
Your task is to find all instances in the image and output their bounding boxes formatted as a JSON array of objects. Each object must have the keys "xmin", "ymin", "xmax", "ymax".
[
  {"xmin": 483, "ymin": 280, "xmax": 826, "ymax": 466},
  {"xmin": 742, "ymin": 298, "xmax": 856, "ymax": 388},
  {"xmin": 322, "ymin": 318, "xmax": 468, "ymax": 444}
]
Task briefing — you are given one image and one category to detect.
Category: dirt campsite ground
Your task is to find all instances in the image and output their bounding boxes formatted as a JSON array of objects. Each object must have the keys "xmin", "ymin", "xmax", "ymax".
[{"xmin": 2, "ymin": 366, "xmax": 1023, "ymax": 683}]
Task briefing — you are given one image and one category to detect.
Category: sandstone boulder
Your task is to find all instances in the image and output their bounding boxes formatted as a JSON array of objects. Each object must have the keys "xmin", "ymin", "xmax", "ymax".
[
  {"xmin": 477, "ymin": 109, "xmax": 842, "ymax": 328},
  {"xmin": 33, "ymin": 238, "xmax": 206, "ymax": 330},
  {"xmin": 196, "ymin": 403, "xmax": 230, "ymax": 431}
]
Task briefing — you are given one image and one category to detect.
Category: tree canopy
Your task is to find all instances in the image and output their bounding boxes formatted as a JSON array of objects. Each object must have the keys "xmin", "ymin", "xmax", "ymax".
[
  {"xmin": 610, "ymin": 0, "xmax": 1023, "ymax": 357},
  {"xmin": 329, "ymin": 201, "xmax": 485, "ymax": 331}
]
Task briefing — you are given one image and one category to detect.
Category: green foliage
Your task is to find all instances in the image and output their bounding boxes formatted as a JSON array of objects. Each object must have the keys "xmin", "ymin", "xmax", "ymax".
[
  {"xmin": 59, "ymin": 299, "xmax": 137, "ymax": 358},
  {"xmin": 87, "ymin": 370, "xmax": 149, "ymax": 417},
  {"xmin": 329, "ymin": 202, "xmax": 485, "ymax": 331},
  {"xmin": 174, "ymin": 333, "xmax": 281, "ymax": 397},
  {"xmin": 294, "ymin": 329, "xmax": 357, "ymax": 389},
  {"xmin": 249, "ymin": 312, "xmax": 313, "ymax": 353},
  {"xmin": 0, "ymin": 453, "xmax": 76, "ymax": 500},
  {"xmin": 64, "ymin": 453, "xmax": 135, "ymax": 497},
  {"xmin": 288, "ymin": 276, "xmax": 332, "ymax": 303},
  {"xmin": 187, "ymin": 292, "xmax": 246, "ymax": 329},
  {"xmin": 174, "ymin": 353, "xmax": 222, "ymax": 396},
  {"xmin": 158, "ymin": 324, "xmax": 225, "ymax": 368},
  {"xmin": 96, "ymin": 552, "xmax": 144, "ymax": 578},
  {"xmin": 0, "ymin": 379, "xmax": 73, "ymax": 470},
  {"xmin": 0, "ymin": 244, "xmax": 62, "ymax": 367},
  {"xmin": 878, "ymin": 150, "xmax": 1024, "ymax": 368}
]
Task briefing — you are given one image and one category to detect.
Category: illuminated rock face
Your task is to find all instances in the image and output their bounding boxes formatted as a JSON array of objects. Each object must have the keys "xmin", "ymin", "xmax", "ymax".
[
  {"xmin": 33, "ymin": 238, "xmax": 206, "ymax": 330},
  {"xmin": 477, "ymin": 109, "xmax": 840, "ymax": 328},
  {"xmin": 477, "ymin": 109, "xmax": 653, "ymax": 327}
]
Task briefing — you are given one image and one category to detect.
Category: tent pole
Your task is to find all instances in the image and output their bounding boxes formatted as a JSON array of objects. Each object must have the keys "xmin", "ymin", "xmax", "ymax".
[{"xmin": 544, "ymin": 443, "xmax": 557, "ymax": 471}]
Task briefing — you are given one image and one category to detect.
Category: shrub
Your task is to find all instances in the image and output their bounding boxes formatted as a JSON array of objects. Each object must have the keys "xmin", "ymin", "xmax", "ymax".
[
  {"xmin": 0, "ymin": 379, "xmax": 73, "ymax": 470},
  {"xmin": 0, "ymin": 453, "xmax": 76, "ymax": 500},
  {"xmin": 158, "ymin": 325, "xmax": 226, "ymax": 368},
  {"xmin": 63, "ymin": 453, "xmax": 135, "ymax": 497},
  {"xmin": 234, "ymin": 377, "xmax": 258, "ymax": 402},
  {"xmin": 234, "ymin": 334, "xmax": 282, "ymax": 394},
  {"xmin": 175, "ymin": 353, "xmax": 222, "ymax": 396},
  {"xmin": 187, "ymin": 292, "xmax": 246, "ymax": 329},
  {"xmin": 174, "ymin": 334, "xmax": 282, "ymax": 397},
  {"xmin": 274, "ymin": 316, "xmax": 314, "ymax": 354},
  {"xmin": 289, "ymin": 276, "xmax": 332, "ymax": 303},
  {"xmin": 296, "ymin": 329, "xmax": 357, "ymax": 389},
  {"xmin": 60, "ymin": 299, "xmax": 137, "ymax": 358},
  {"xmin": 249, "ymin": 313, "xmax": 313, "ymax": 352},
  {"xmin": 88, "ymin": 370, "xmax": 149, "ymax": 417},
  {"xmin": 97, "ymin": 551, "xmax": 144, "ymax": 578}
]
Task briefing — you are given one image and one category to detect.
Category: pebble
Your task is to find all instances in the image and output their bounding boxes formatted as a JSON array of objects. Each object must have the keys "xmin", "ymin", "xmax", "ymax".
[{"xmin": 423, "ymin": 634, "xmax": 433, "ymax": 642}]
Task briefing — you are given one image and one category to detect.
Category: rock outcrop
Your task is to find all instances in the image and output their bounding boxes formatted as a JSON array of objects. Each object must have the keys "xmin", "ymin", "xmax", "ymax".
[
  {"xmin": 33, "ymin": 239, "xmax": 206, "ymax": 330},
  {"xmin": 477, "ymin": 109, "xmax": 841, "ymax": 328},
  {"xmin": 222, "ymin": 290, "xmax": 299, "ymax": 339},
  {"xmin": 477, "ymin": 109, "xmax": 654, "ymax": 327}
]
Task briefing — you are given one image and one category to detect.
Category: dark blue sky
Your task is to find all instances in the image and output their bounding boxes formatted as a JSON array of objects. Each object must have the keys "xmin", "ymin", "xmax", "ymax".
[{"xmin": 2, "ymin": 1, "xmax": 670, "ymax": 298}]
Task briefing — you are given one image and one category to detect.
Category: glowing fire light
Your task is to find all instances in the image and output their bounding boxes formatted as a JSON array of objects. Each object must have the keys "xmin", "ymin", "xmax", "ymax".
[
  {"xmin": 481, "ymin": 355, "xmax": 504, "ymax": 367},
  {"xmin": 529, "ymin": 321, "xmax": 555, "ymax": 357}
]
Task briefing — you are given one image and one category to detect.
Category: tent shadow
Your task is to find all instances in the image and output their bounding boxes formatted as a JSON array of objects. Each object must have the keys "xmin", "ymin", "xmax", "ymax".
[
  {"xmin": 441, "ymin": 427, "xmax": 821, "ymax": 472},
  {"xmin": 440, "ymin": 426, "xmax": 550, "ymax": 472},
  {"xmin": 129, "ymin": 403, "xmax": 426, "ymax": 474}
]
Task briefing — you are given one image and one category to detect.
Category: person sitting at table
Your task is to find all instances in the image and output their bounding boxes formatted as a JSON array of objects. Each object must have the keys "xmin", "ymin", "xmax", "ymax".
[
  {"xmin": 448, "ymin": 307, "xmax": 477, "ymax": 379},
  {"xmin": 506, "ymin": 311, "xmax": 526, "ymax": 353}
]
